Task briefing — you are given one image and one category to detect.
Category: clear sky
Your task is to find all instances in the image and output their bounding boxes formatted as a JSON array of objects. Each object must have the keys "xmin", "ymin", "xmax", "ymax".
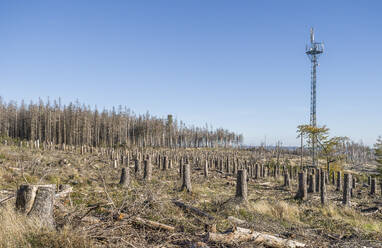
[{"xmin": 0, "ymin": 1, "xmax": 381, "ymax": 146}]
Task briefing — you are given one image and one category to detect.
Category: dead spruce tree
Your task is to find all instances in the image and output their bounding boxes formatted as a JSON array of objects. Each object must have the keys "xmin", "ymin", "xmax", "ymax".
[
  {"xmin": 16, "ymin": 184, "xmax": 55, "ymax": 228},
  {"xmin": 181, "ymin": 163, "xmax": 192, "ymax": 192},
  {"xmin": 295, "ymin": 171, "xmax": 307, "ymax": 200},
  {"xmin": 235, "ymin": 169, "xmax": 248, "ymax": 201}
]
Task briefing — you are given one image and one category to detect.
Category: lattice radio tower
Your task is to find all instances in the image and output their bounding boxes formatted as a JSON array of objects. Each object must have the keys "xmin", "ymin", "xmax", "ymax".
[{"xmin": 305, "ymin": 28, "xmax": 324, "ymax": 166}]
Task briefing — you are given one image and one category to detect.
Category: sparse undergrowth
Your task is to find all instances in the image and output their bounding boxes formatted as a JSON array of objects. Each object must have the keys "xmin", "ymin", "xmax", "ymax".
[{"xmin": 0, "ymin": 145, "xmax": 381, "ymax": 247}]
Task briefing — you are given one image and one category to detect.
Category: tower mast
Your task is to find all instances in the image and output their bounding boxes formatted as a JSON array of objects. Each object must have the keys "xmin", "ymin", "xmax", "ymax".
[{"xmin": 305, "ymin": 28, "xmax": 324, "ymax": 166}]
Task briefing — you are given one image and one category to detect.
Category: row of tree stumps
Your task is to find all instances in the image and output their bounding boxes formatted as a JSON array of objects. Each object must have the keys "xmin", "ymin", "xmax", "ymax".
[{"xmin": 13, "ymin": 146, "xmax": 381, "ymax": 230}]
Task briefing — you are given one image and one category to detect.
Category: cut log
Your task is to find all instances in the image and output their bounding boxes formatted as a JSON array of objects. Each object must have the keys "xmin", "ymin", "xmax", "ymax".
[
  {"xmin": 133, "ymin": 217, "xmax": 175, "ymax": 232},
  {"xmin": 207, "ymin": 226, "xmax": 305, "ymax": 248}
]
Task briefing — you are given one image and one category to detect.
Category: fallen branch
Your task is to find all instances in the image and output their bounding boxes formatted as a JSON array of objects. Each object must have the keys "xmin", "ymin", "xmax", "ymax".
[
  {"xmin": 55, "ymin": 186, "xmax": 73, "ymax": 198},
  {"xmin": 0, "ymin": 195, "xmax": 15, "ymax": 205},
  {"xmin": 133, "ymin": 217, "xmax": 175, "ymax": 232},
  {"xmin": 207, "ymin": 226, "xmax": 305, "ymax": 248},
  {"xmin": 172, "ymin": 200, "xmax": 215, "ymax": 220},
  {"xmin": 228, "ymin": 216, "xmax": 246, "ymax": 225}
]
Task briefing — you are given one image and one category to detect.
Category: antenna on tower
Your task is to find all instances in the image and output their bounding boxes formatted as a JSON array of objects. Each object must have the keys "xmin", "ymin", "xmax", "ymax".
[{"xmin": 305, "ymin": 28, "xmax": 324, "ymax": 167}]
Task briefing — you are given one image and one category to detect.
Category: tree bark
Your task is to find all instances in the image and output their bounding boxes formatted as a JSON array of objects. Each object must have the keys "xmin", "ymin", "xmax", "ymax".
[
  {"xmin": 295, "ymin": 172, "xmax": 307, "ymax": 200},
  {"xmin": 181, "ymin": 163, "xmax": 192, "ymax": 192},
  {"xmin": 236, "ymin": 170, "xmax": 247, "ymax": 201},
  {"xmin": 143, "ymin": 159, "xmax": 152, "ymax": 181},
  {"xmin": 16, "ymin": 184, "xmax": 55, "ymax": 228},
  {"xmin": 343, "ymin": 173, "xmax": 351, "ymax": 206}
]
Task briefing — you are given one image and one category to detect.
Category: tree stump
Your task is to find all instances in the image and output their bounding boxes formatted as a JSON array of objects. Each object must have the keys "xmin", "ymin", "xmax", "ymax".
[
  {"xmin": 181, "ymin": 163, "xmax": 192, "ymax": 192},
  {"xmin": 235, "ymin": 170, "xmax": 248, "ymax": 201},
  {"xmin": 179, "ymin": 158, "xmax": 183, "ymax": 179},
  {"xmin": 343, "ymin": 173, "xmax": 351, "ymax": 206},
  {"xmin": 315, "ymin": 169, "xmax": 320, "ymax": 193},
  {"xmin": 143, "ymin": 159, "xmax": 152, "ymax": 181},
  {"xmin": 16, "ymin": 184, "xmax": 55, "ymax": 228},
  {"xmin": 162, "ymin": 156, "xmax": 168, "ymax": 170},
  {"xmin": 134, "ymin": 159, "xmax": 141, "ymax": 175},
  {"xmin": 331, "ymin": 172, "xmax": 335, "ymax": 185},
  {"xmin": 119, "ymin": 167, "xmax": 130, "ymax": 187},
  {"xmin": 370, "ymin": 178, "xmax": 376, "ymax": 195},
  {"xmin": 255, "ymin": 164, "xmax": 259, "ymax": 179},
  {"xmin": 308, "ymin": 174, "xmax": 315, "ymax": 193},
  {"xmin": 204, "ymin": 160, "xmax": 208, "ymax": 178},
  {"xmin": 320, "ymin": 171, "xmax": 326, "ymax": 205},
  {"xmin": 295, "ymin": 172, "xmax": 307, "ymax": 200},
  {"xmin": 284, "ymin": 171, "xmax": 290, "ymax": 190},
  {"xmin": 336, "ymin": 171, "xmax": 341, "ymax": 191}
]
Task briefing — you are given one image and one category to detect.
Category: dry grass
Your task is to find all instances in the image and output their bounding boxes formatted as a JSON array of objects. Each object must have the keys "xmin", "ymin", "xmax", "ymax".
[
  {"xmin": 0, "ymin": 204, "xmax": 92, "ymax": 248},
  {"xmin": 321, "ymin": 204, "xmax": 382, "ymax": 233},
  {"xmin": 251, "ymin": 200, "xmax": 301, "ymax": 223}
]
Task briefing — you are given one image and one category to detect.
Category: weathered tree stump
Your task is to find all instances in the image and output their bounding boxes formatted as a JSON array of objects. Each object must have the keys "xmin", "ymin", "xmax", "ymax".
[
  {"xmin": 331, "ymin": 172, "xmax": 335, "ymax": 185},
  {"xmin": 295, "ymin": 172, "xmax": 307, "ymax": 200},
  {"xmin": 204, "ymin": 160, "xmax": 208, "ymax": 178},
  {"xmin": 16, "ymin": 184, "xmax": 55, "ymax": 228},
  {"xmin": 370, "ymin": 178, "xmax": 376, "ymax": 195},
  {"xmin": 235, "ymin": 170, "xmax": 248, "ymax": 201},
  {"xmin": 255, "ymin": 164, "xmax": 260, "ymax": 179},
  {"xmin": 343, "ymin": 173, "xmax": 351, "ymax": 206},
  {"xmin": 181, "ymin": 163, "xmax": 192, "ymax": 192},
  {"xmin": 320, "ymin": 171, "xmax": 326, "ymax": 205},
  {"xmin": 143, "ymin": 159, "xmax": 152, "ymax": 181},
  {"xmin": 162, "ymin": 156, "xmax": 168, "ymax": 170},
  {"xmin": 315, "ymin": 169, "xmax": 320, "ymax": 193},
  {"xmin": 284, "ymin": 171, "xmax": 290, "ymax": 189},
  {"xmin": 336, "ymin": 171, "xmax": 341, "ymax": 191},
  {"xmin": 134, "ymin": 159, "xmax": 141, "ymax": 175},
  {"xmin": 179, "ymin": 158, "xmax": 183, "ymax": 179},
  {"xmin": 308, "ymin": 174, "xmax": 315, "ymax": 193},
  {"xmin": 119, "ymin": 167, "xmax": 130, "ymax": 187}
]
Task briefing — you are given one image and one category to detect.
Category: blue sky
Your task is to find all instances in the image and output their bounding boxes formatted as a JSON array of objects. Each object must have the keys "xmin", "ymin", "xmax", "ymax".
[{"xmin": 0, "ymin": 1, "xmax": 381, "ymax": 146}]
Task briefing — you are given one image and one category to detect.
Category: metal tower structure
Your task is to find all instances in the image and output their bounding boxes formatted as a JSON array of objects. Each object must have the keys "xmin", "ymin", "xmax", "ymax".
[{"xmin": 305, "ymin": 28, "xmax": 324, "ymax": 166}]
